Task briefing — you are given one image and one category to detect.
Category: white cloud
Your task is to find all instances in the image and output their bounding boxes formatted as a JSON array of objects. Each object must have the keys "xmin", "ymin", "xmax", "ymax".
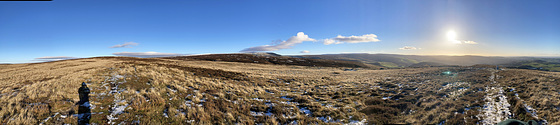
[
  {"xmin": 463, "ymin": 41, "xmax": 478, "ymax": 44},
  {"xmin": 33, "ymin": 56, "xmax": 77, "ymax": 62},
  {"xmin": 332, "ymin": 34, "xmax": 380, "ymax": 43},
  {"xmin": 323, "ymin": 39, "xmax": 343, "ymax": 45},
  {"xmin": 110, "ymin": 42, "xmax": 139, "ymax": 48},
  {"xmin": 323, "ymin": 34, "xmax": 380, "ymax": 45},
  {"xmin": 241, "ymin": 32, "xmax": 382, "ymax": 52},
  {"xmin": 240, "ymin": 32, "xmax": 316, "ymax": 52},
  {"xmin": 112, "ymin": 51, "xmax": 184, "ymax": 58},
  {"xmin": 300, "ymin": 50, "xmax": 310, "ymax": 53},
  {"xmin": 399, "ymin": 46, "xmax": 418, "ymax": 50}
]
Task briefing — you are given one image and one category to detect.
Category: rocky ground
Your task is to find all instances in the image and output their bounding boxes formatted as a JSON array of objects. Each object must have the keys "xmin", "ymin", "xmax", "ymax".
[{"xmin": 0, "ymin": 56, "xmax": 559, "ymax": 124}]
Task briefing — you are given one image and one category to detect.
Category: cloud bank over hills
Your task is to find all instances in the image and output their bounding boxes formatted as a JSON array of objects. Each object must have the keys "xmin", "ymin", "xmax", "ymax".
[{"xmin": 241, "ymin": 32, "xmax": 381, "ymax": 52}]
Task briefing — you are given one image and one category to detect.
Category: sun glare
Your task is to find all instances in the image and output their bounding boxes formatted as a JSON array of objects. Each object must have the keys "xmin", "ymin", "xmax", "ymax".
[
  {"xmin": 447, "ymin": 30, "xmax": 457, "ymax": 41},
  {"xmin": 447, "ymin": 30, "xmax": 461, "ymax": 44}
]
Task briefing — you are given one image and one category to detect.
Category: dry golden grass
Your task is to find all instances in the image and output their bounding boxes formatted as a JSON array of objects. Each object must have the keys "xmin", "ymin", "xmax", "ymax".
[{"xmin": 1, "ymin": 57, "xmax": 559, "ymax": 124}]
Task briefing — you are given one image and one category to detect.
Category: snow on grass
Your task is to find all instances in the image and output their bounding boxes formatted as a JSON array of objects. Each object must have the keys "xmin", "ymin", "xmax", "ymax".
[
  {"xmin": 163, "ymin": 108, "xmax": 169, "ymax": 118},
  {"xmin": 346, "ymin": 119, "xmax": 367, "ymax": 125},
  {"xmin": 298, "ymin": 106, "xmax": 312, "ymax": 116},
  {"xmin": 252, "ymin": 98, "xmax": 264, "ymax": 101},
  {"xmin": 476, "ymin": 71, "xmax": 512, "ymax": 125},
  {"xmin": 513, "ymin": 89, "xmax": 548, "ymax": 124},
  {"xmin": 107, "ymin": 92, "xmax": 129, "ymax": 124},
  {"xmin": 448, "ymin": 86, "xmax": 469, "ymax": 98},
  {"xmin": 439, "ymin": 82, "xmax": 469, "ymax": 91},
  {"xmin": 39, "ymin": 112, "xmax": 59, "ymax": 125},
  {"xmin": 317, "ymin": 116, "xmax": 339, "ymax": 123},
  {"xmin": 280, "ymin": 96, "xmax": 293, "ymax": 101},
  {"xmin": 477, "ymin": 87, "xmax": 511, "ymax": 124},
  {"xmin": 250, "ymin": 111, "xmax": 273, "ymax": 116},
  {"xmin": 382, "ymin": 96, "xmax": 392, "ymax": 100}
]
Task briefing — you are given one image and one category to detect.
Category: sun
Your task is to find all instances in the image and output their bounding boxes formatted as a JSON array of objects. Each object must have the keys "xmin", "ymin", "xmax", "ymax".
[
  {"xmin": 447, "ymin": 30, "xmax": 457, "ymax": 41},
  {"xmin": 446, "ymin": 30, "xmax": 461, "ymax": 44}
]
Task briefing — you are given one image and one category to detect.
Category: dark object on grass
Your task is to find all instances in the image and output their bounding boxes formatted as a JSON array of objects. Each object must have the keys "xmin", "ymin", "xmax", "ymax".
[
  {"xmin": 77, "ymin": 82, "xmax": 91, "ymax": 125},
  {"xmin": 78, "ymin": 82, "xmax": 90, "ymax": 104}
]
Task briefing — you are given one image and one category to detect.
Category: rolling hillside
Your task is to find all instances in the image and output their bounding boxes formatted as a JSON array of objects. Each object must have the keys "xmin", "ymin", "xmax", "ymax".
[
  {"xmin": 162, "ymin": 53, "xmax": 382, "ymax": 69},
  {"xmin": 292, "ymin": 54, "xmax": 558, "ymax": 69},
  {"xmin": 1, "ymin": 55, "xmax": 559, "ymax": 124}
]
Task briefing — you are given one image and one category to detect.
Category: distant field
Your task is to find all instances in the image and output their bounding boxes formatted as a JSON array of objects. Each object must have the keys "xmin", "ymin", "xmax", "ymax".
[
  {"xmin": 505, "ymin": 59, "xmax": 560, "ymax": 72},
  {"xmin": 1, "ymin": 56, "xmax": 559, "ymax": 124},
  {"xmin": 522, "ymin": 62, "xmax": 560, "ymax": 71},
  {"xmin": 377, "ymin": 62, "xmax": 399, "ymax": 68}
]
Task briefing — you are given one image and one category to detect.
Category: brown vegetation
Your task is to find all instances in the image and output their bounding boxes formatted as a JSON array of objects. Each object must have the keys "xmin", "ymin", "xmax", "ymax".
[
  {"xmin": 0, "ymin": 56, "xmax": 559, "ymax": 124},
  {"xmin": 162, "ymin": 53, "xmax": 380, "ymax": 69}
]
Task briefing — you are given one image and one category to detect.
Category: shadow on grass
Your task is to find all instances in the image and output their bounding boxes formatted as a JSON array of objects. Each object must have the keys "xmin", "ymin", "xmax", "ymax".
[{"xmin": 77, "ymin": 82, "xmax": 91, "ymax": 125}]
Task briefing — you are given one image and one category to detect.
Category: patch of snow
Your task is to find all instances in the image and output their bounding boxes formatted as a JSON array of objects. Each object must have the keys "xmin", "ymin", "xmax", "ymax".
[
  {"xmin": 524, "ymin": 104, "xmax": 539, "ymax": 119},
  {"xmin": 265, "ymin": 102, "xmax": 276, "ymax": 107},
  {"xmin": 346, "ymin": 119, "xmax": 367, "ymax": 125},
  {"xmin": 476, "ymin": 72, "xmax": 512, "ymax": 125},
  {"xmin": 317, "ymin": 116, "xmax": 341, "ymax": 123},
  {"xmin": 279, "ymin": 101, "xmax": 299, "ymax": 105},
  {"xmin": 107, "ymin": 95, "xmax": 129, "ymax": 125},
  {"xmin": 163, "ymin": 108, "xmax": 169, "ymax": 118},
  {"xmin": 39, "ymin": 112, "xmax": 59, "ymax": 125},
  {"xmin": 250, "ymin": 111, "xmax": 272, "ymax": 116},
  {"xmin": 280, "ymin": 96, "xmax": 293, "ymax": 101},
  {"xmin": 298, "ymin": 106, "xmax": 312, "ymax": 116},
  {"xmin": 186, "ymin": 120, "xmax": 195, "ymax": 123},
  {"xmin": 252, "ymin": 98, "xmax": 264, "ymax": 101},
  {"xmin": 167, "ymin": 88, "xmax": 177, "ymax": 93},
  {"xmin": 477, "ymin": 87, "xmax": 511, "ymax": 124},
  {"xmin": 382, "ymin": 96, "xmax": 392, "ymax": 100},
  {"xmin": 288, "ymin": 120, "xmax": 298, "ymax": 125}
]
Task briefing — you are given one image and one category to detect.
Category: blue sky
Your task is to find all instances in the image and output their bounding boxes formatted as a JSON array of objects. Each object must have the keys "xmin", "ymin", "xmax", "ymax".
[{"xmin": 1, "ymin": 0, "xmax": 559, "ymax": 63}]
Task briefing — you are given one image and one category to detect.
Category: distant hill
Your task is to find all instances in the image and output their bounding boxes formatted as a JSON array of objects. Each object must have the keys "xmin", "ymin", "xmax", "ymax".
[
  {"xmin": 501, "ymin": 59, "xmax": 560, "ymax": 72},
  {"xmin": 408, "ymin": 62, "xmax": 451, "ymax": 67},
  {"xmin": 161, "ymin": 53, "xmax": 382, "ymax": 69},
  {"xmin": 290, "ymin": 53, "xmax": 560, "ymax": 70}
]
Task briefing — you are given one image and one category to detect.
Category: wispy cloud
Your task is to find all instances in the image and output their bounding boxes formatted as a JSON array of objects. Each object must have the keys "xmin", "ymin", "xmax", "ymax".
[
  {"xmin": 451, "ymin": 40, "xmax": 478, "ymax": 44},
  {"xmin": 33, "ymin": 56, "xmax": 77, "ymax": 62},
  {"xmin": 399, "ymin": 46, "xmax": 418, "ymax": 50},
  {"xmin": 241, "ymin": 32, "xmax": 381, "ymax": 52},
  {"xmin": 112, "ymin": 51, "xmax": 184, "ymax": 58},
  {"xmin": 324, "ymin": 34, "xmax": 380, "ymax": 45},
  {"xmin": 300, "ymin": 50, "xmax": 310, "ymax": 53},
  {"xmin": 463, "ymin": 41, "xmax": 478, "ymax": 44},
  {"xmin": 110, "ymin": 42, "xmax": 139, "ymax": 48},
  {"xmin": 323, "ymin": 39, "xmax": 343, "ymax": 45},
  {"xmin": 332, "ymin": 34, "xmax": 380, "ymax": 43},
  {"xmin": 240, "ymin": 32, "xmax": 316, "ymax": 52}
]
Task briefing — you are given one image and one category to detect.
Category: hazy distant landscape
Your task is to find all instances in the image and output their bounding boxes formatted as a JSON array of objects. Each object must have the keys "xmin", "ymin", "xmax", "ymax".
[{"xmin": 292, "ymin": 53, "xmax": 560, "ymax": 72}]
